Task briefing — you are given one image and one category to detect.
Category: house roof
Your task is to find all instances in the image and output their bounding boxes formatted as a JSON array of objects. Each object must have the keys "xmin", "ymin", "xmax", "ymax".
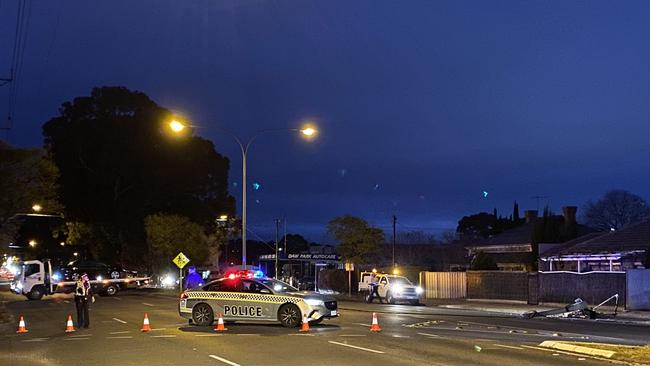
[
  {"xmin": 539, "ymin": 232, "xmax": 607, "ymax": 257},
  {"xmin": 470, "ymin": 219, "xmax": 594, "ymax": 248},
  {"xmin": 542, "ymin": 219, "xmax": 650, "ymax": 257}
]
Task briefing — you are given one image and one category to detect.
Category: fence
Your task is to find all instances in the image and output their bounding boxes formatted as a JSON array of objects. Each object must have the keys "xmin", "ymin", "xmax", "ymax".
[
  {"xmin": 466, "ymin": 271, "xmax": 529, "ymax": 301},
  {"xmin": 419, "ymin": 271, "xmax": 466, "ymax": 299}
]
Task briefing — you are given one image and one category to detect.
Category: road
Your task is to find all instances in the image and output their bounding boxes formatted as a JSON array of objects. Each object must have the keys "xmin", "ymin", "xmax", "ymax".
[{"xmin": 2, "ymin": 289, "xmax": 649, "ymax": 366}]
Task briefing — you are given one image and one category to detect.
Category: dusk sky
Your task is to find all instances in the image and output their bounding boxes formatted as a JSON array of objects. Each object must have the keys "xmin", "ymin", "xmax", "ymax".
[{"xmin": 1, "ymin": 1, "xmax": 649, "ymax": 243}]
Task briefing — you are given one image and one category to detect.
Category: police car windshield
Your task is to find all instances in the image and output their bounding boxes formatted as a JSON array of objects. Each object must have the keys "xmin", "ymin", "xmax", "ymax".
[
  {"xmin": 258, "ymin": 279, "xmax": 297, "ymax": 293},
  {"xmin": 390, "ymin": 277, "xmax": 413, "ymax": 285}
]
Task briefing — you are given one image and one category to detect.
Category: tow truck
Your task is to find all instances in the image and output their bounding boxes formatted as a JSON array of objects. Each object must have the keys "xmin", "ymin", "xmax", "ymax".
[
  {"xmin": 358, "ymin": 271, "xmax": 423, "ymax": 305},
  {"xmin": 10, "ymin": 259, "xmax": 150, "ymax": 300}
]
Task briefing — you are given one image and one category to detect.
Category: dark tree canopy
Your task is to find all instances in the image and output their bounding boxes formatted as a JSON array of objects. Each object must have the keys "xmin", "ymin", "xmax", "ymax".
[
  {"xmin": 42, "ymin": 86, "xmax": 235, "ymax": 265},
  {"xmin": 327, "ymin": 215, "xmax": 384, "ymax": 264},
  {"xmin": 583, "ymin": 190, "xmax": 650, "ymax": 230}
]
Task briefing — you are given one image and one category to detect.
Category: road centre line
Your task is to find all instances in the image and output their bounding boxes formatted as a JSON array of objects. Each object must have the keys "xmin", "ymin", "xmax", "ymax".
[
  {"xmin": 109, "ymin": 331, "xmax": 131, "ymax": 334},
  {"xmin": 63, "ymin": 337, "xmax": 90, "ymax": 341},
  {"xmin": 106, "ymin": 336, "xmax": 133, "ymax": 339},
  {"xmin": 209, "ymin": 354, "xmax": 242, "ymax": 366},
  {"xmin": 22, "ymin": 338, "xmax": 48, "ymax": 342},
  {"xmin": 195, "ymin": 334, "xmax": 223, "ymax": 337},
  {"xmin": 339, "ymin": 334, "xmax": 367, "ymax": 337},
  {"xmin": 69, "ymin": 334, "xmax": 92, "ymax": 337},
  {"xmin": 328, "ymin": 341, "xmax": 385, "ymax": 354},
  {"xmin": 151, "ymin": 335, "xmax": 177, "ymax": 338},
  {"xmin": 112, "ymin": 318, "xmax": 127, "ymax": 324},
  {"xmin": 142, "ymin": 302, "xmax": 156, "ymax": 307},
  {"xmin": 493, "ymin": 344, "xmax": 524, "ymax": 350}
]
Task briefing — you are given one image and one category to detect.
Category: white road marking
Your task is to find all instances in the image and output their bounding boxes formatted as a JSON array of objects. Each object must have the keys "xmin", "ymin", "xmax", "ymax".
[
  {"xmin": 112, "ymin": 318, "xmax": 127, "ymax": 324},
  {"xmin": 391, "ymin": 334, "xmax": 411, "ymax": 338},
  {"xmin": 63, "ymin": 337, "xmax": 90, "ymax": 341},
  {"xmin": 339, "ymin": 334, "xmax": 367, "ymax": 337},
  {"xmin": 288, "ymin": 333, "xmax": 315, "ymax": 336},
  {"xmin": 328, "ymin": 341, "xmax": 385, "ymax": 354},
  {"xmin": 493, "ymin": 344, "xmax": 524, "ymax": 350},
  {"xmin": 109, "ymin": 331, "xmax": 131, "ymax": 334},
  {"xmin": 235, "ymin": 334, "xmax": 260, "ymax": 336},
  {"xmin": 519, "ymin": 345, "xmax": 625, "ymax": 364},
  {"xmin": 355, "ymin": 323, "xmax": 371, "ymax": 327},
  {"xmin": 69, "ymin": 334, "xmax": 92, "ymax": 337},
  {"xmin": 22, "ymin": 338, "xmax": 48, "ymax": 342},
  {"xmin": 106, "ymin": 336, "xmax": 133, "ymax": 339},
  {"xmin": 195, "ymin": 334, "xmax": 223, "ymax": 337},
  {"xmin": 150, "ymin": 328, "xmax": 167, "ymax": 331},
  {"xmin": 209, "ymin": 354, "xmax": 242, "ymax": 366},
  {"xmin": 142, "ymin": 302, "xmax": 156, "ymax": 307},
  {"xmin": 417, "ymin": 332, "xmax": 441, "ymax": 338},
  {"xmin": 63, "ymin": 300, "xmax": 70, "ymax": 303},
  {"xmin": 151, "ymin": 335, "xmax": 177, "ymax": 338}
]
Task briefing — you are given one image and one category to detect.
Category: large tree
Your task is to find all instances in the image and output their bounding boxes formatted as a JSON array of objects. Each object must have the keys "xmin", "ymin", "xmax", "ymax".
[
  {"xmin": 42, "ymin": 86, "xmax": 235, "ymax": 265},
  {"xmin": 584, "ymin": 190, "xmax": 650, "ymax": 230},
  {"xmin": 327, "ymin": 215, "xmax": 384, "ymax": 264}
]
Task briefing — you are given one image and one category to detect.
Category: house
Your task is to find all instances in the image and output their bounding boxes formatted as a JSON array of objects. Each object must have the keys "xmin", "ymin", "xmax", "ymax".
[
  {"xmin": 539, "ymin": 219, "xmax": 650, "ymax": 273},
  {"xmin": 466, "ymin": 206, "xmax": 594, "ymax": 271}
]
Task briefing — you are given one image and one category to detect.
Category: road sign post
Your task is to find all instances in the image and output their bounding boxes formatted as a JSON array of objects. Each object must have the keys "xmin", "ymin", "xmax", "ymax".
[
  {"xmin": 173, "ymin": 252, "xmax": 190, "ymax": 293},
  {"xmin": 345, "ymin": 262, "xmax": 354, "ymax": 297}
]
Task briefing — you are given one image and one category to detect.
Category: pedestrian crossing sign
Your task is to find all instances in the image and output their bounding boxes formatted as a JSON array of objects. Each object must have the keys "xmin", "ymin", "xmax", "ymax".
[{"xmin": 172, "ymin": 252, "xmax": 190, "ymax": 269}]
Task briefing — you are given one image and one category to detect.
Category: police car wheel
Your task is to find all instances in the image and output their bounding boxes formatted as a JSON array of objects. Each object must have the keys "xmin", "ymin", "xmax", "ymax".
[
  {"xmin": 192, "ymin": 303, "xmax": 214, "ymax": 326},
  {"xmin": 105, "ymin": 285, "xmax": 118, "ymax": 296},
  {"xmin": 278, "ymin": 304, "xmax": 301, "ymax": 328}
]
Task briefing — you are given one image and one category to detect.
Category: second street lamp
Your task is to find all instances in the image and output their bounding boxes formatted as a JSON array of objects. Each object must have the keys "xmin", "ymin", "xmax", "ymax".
[{"xmin": 167, "ymin": 118, "xmax": 318, "ymax": 269}]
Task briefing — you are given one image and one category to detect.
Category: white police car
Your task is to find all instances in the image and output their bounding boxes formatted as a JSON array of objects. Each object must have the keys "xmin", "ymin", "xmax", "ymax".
[{"xmin": 179, "ymin": 271, "xmax": 338, "ymax": 327}]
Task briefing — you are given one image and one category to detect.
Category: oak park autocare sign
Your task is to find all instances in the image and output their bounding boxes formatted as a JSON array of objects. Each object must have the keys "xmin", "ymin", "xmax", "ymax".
[{"xmin": 173, "ymin": 252, "xmax": 190, "ymax": 269}]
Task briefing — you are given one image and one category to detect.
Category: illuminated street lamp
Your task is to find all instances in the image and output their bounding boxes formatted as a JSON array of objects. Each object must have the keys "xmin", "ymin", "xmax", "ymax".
[
  {"xmin": 29, "ymin": 240, "xmax": 37, "ymax": 247},
  {"xmin": 167, "ymin": 116, "xmax": 318, "ymax": 268},
  {"xmin": 32, "ymin": 204, "xmax": 42, "ymax": 212},
  {"xmin": 217, "ymin": 214, "xmax": 229, "ymax": 222}
]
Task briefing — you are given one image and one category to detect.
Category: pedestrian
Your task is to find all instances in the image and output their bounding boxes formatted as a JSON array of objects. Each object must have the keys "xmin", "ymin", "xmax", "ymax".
[
  {"xmin": 367, "ymin": 272, "xmax": 383, "ymax": 304},
  {"xmin": 74, "ymin": 273, "xmax": 94, "ymax": 328}
]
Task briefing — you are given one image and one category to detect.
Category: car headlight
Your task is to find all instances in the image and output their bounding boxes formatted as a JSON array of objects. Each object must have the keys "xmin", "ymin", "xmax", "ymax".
[
  {"xmin": 393, "ymin": 285, "xmax": 403, "ymax": 294},
  {"xmin": 305, "ymin": 298, "xmax": 324, "ymax": 306},
  {"xmin": 416, "ymin": 286, "xmax": 424, "ymax": 294},
  {"xmin": 52, "ymin": 273, "xmax": 61, "ymax": 281},
  {"xmin": 96, "ymin": 275, "xmax": 103, "ymax": 281}
]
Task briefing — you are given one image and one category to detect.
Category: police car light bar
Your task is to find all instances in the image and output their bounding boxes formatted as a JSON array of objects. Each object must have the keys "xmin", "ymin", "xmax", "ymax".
[{"xmin": 225, "ymin": 270, "xmax": 265, "ymax": 280}]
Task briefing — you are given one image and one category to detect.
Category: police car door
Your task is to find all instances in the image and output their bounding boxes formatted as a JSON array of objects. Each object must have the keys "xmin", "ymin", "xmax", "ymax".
[
  {"xmin": 240, "ymin": 279, "xmax": 274, "ymax": 321},
  {"xmin": 378, "ymin": 276, "xmax": 389, "ymax": 297}
]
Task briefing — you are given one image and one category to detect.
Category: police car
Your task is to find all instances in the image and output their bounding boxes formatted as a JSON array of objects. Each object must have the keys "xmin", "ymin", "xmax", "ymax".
[{"xmin": 179, "ymin": 271, "xmax": 338, "ymax": 327}]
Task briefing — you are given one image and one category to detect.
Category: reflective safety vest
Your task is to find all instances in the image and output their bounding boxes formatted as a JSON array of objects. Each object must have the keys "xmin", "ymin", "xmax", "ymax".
[{"xmin": 75, "ymin": 280, "xmax": 89, "ymax": 296}]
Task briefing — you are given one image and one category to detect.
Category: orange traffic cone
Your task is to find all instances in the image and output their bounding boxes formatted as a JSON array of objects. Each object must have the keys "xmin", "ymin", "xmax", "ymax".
[
  {"xmin": 370, "ymin": 312, "xmax": 382, "ymax": 332},
  {"xmin": 141, "ymin": 313, "xmax": 151, "ymax": 332},
  {"xmin": 65, "ymin": 315, "xmax": 76, "ymax": 333},
  {"xmin": 213, "ymin": 314, "xmax": 227, "ymax": 331},
  {"xmin": 299, "ymin": 315, "xmax": 310, "ymax": 332},
  {"xmin": 16, "ymin": 315, "xmax": 28, "ymax": 334}
]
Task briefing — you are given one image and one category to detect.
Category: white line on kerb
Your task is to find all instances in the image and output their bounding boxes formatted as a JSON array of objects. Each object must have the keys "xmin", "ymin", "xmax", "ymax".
[
  {"xmin": 328, "ymin": 341, "xmax": 385, "ymax": 354},
  {"xmin": 112, "ymin": 318, "xmax": 127, "ymax": 324},
  {"xmin": 142, "ymin": 302, "xmax": 156, "ymax": 307},
  {"xmin": 493, "ymin": 344, "xmax": 524, "ymax": 350},
  {"xmin": 209, "ymin": 355, "xmax": 242, "ymax": 366}
]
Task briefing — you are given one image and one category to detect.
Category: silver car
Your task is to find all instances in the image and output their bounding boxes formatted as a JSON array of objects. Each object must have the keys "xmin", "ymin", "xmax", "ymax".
[{"xmin": 179, "ymin": 276, "xmax": 338, "ymax": 327}]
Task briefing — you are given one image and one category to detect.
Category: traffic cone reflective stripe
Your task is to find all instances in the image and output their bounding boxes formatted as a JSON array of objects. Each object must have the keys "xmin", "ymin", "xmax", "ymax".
[
  {"xmin": 141, "ymin": 313, "xmax": 151, "ymax": 332},
  {"xmin": 299, "ymin": 315, "xmax": 310, "ymax": 332},
  {"xmin": 16, "ymin": 316, "xmax": 28, "ymax": 333},
  {"xmin": 213, "ymin": 314, "xmax": 227, "ymax": 331},
  {"xmin": 65, "ymin": 315, "xmax": 76, "ymax": 333},
  {"xmin": 370, "ymin": 312, "xmax": 381, "ymax": 332}
]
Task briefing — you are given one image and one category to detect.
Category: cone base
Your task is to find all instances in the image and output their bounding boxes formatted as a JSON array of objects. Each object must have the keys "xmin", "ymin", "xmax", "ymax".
[
  {"xmin": 16, "ymin": 329, "xmax": 28, "ymax": 334},
  {"xmin": 65, "ymin": 329, "xmax": 76, "ymax": 333}
]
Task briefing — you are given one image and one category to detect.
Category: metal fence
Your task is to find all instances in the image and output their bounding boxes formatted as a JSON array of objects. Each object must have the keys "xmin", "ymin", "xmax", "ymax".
[{"xmin": 418, "ymin": 271, "xmax": 466, "ymax": 299}]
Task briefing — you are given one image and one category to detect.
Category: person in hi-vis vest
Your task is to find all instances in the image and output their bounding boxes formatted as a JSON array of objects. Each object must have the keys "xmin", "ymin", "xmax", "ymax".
[{"xmin": 74, "ymin": 273, "xmax": 94, "ymax": 328}]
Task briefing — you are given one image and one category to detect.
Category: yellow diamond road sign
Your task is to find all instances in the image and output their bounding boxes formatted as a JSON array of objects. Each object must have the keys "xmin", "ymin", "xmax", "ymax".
[{"xmin": 172, "ymin": 252, "xmax": 190, "ymax": 269}]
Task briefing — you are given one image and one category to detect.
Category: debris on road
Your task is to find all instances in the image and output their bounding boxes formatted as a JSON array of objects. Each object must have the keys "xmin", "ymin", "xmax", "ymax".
[{"xmin": 522, "ymin": 295, "xmax": 619, "ymax": 320}]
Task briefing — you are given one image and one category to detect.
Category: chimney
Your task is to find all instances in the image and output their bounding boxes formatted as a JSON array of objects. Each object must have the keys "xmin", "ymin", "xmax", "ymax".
[
  {"xmin": 524, "ymin": 210, "xmax": 538, "ymax": 223},
  {"xmin": 562, "ymin": 206, "xmax": 577, "ymax": 227}
]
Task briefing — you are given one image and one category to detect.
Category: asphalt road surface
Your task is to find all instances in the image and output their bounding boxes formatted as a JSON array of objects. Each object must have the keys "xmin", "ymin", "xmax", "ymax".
[{"xmin": 2, "ymin": 289, "xmax": 649, "ymax": 366}]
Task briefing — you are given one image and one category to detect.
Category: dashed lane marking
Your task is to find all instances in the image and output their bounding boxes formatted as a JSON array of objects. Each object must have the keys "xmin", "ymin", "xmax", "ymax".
[
  {"xmin": 142, "ymin": 302, "xmax": 156, "ymax": 307},
  {"xmin": 22, "ymin": 338, "xmax": 48, "ymax": 342},
  {"xmin": 151, "ymin": 335, "xmax": 177, "ymax": 338},
  {"xmin": 391, "ymin": 334, "xmax": 411, "ymax": 338},
  {"xmin": 195, "ymin": 334, "xmax": 223, "ymax": 337},
  {"xmin": 288, "ymin": 333, "xmax": 315, "ymax": 336},
  {"xmin": 339, "ymin": 335, "xmax": 367, "ymax": 337},
  {"xmin": 209, "ymin": 354, "xmax": 242, "ymax": 366},
  {"xmin": 493, "ymin": 344, "xmax": 524, "ymax": 350},
  {"xmin": 328, "ymin": 341, "xmax": 385, "ymax": 354},
  {"xmin": 112, "ymin": 318, "xmax": 127, "ymax": 324},
  {"xmin": 109, "ymin": 331, "xmax": 131, "ymax": 334},
  {"xmin": 63, "ymin": 337, "xmax": 90, "ymax": 341},
  {"xmin": 69, "ymin": 334, "xmax": 92, "ymax": 337},
  {"xmin": 235, "ymin": 334, "xmax": 260, "ymax": 336},
  {"xmin": 106, "ymin": 336, "xmax": 133, "ymax": 339},
  {"xmin": 417, "ymin": 332, "xmax": 441, "ymax": 338},
  {"xmin": 355, "ymin": 323, "xmax": 371, "ymax": 327}
]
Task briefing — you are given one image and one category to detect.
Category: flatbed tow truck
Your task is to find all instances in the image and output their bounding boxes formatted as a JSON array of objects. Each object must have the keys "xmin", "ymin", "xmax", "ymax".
[{"xmin": 10, "ymin": 259, "xmax": 150, "ymax": 300}]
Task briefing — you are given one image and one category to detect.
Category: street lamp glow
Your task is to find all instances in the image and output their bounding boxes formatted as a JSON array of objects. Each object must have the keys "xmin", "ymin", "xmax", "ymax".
[
  {"xmin": 60, "ymin": 242, "xmax": 65, "ymax": 246},
  {"xmin": 169, "ymin": 120, "xmax": 186, "ymax": 133},
  {"xmin": 29, "ymin": 240, "xmax": 37, "ymax": 247},
  {"xmin": 300, "ymin": 126, "xmax": 317, "ymax": 139},
  {"xmin": 217, "ymin": 215, "xmax": 229, "ymax": 222},
  {"xmin": 32, "ymin": 204, "xmax": 42, "ymax": 212}
]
